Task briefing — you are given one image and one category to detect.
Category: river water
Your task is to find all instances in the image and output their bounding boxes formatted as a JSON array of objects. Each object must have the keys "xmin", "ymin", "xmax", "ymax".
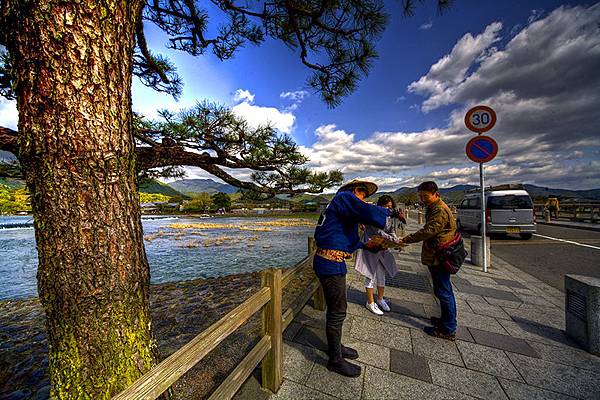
[{"xmin": 0, "ymin": 215, "xmax": 315, "ymax": 300}]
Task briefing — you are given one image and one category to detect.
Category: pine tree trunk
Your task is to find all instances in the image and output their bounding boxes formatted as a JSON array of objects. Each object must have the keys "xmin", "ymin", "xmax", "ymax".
[{"xmin": 5, "ymin": 1, "xmax": 154, "ymax": 398}]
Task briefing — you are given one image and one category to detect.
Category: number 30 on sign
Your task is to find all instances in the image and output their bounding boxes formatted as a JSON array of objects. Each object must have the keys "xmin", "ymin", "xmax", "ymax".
[{"xmin": 464, "ymin": 105, "xmax": 496, "ymax": 133}]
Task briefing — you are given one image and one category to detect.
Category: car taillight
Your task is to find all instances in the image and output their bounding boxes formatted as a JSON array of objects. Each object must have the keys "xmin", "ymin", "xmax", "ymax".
[
  {"xmin": 533, "ymin": 209, "xmax": 536, "ymax": 224},
  {"xmin": 486, "ymin": 208, "xmax": 491, "ymax": 224}
]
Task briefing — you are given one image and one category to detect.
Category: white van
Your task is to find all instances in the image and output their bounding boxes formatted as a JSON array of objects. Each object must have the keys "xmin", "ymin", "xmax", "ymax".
[{"xmin": 457, "ymin": 188, "xmax": 536, "ymax": 239}]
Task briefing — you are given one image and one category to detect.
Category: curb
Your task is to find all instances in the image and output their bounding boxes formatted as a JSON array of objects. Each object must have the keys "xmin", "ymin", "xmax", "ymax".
[{"xmin": 537, "ymin": 221, "xmax": 600, "ymax": 233}]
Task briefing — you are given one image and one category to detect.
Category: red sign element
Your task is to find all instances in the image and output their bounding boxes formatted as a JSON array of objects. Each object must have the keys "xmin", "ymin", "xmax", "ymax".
[
  {"xmin": 465, "ymin": 105, "xmax": 497, "ymax": 133},
  {"xmin": 466, "ymin": 135, "xmax": 498, "ymax": 163}
]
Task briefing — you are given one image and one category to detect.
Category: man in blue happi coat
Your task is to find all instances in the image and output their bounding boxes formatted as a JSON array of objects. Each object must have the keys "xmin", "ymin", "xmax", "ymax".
[{"xmin": 313, "ymin": 179, "xmax": 405, "ymax": 377}]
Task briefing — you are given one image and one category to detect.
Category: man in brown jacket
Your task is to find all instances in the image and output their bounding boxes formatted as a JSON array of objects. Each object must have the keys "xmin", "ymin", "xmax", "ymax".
[{"xmin": 399, "ymin": 181, "xmax": 458, "ymax": 340}]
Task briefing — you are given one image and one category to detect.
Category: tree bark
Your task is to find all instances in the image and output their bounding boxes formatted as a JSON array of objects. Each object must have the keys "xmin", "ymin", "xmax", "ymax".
[{"xmin": 5, "ymin": 1, "xmax": 154, "ymax": 398}]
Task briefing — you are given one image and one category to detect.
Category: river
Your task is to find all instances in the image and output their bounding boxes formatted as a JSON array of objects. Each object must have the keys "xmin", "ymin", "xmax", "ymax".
[{"xmin": 0, "ymin": 215, "xmax": 315, "ymax": 300}]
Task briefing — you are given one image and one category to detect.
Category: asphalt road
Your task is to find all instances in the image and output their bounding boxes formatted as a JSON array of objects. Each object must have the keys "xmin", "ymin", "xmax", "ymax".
[{"xmin": 479, "ymin": 224, "xmax": 600, "ymax": 292}]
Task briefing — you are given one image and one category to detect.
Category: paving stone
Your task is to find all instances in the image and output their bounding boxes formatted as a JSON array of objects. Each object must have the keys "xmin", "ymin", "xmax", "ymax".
[
  {"xmin": 292, "ymin": 325, "xmax": 328, "ymax": 353},
  {"xmin": 493, "ymin": 278, "xmax": 528, "ymax": 289},
  {"xmin": 387, "ymin": 271, "xmax": 432, "ymax": 293},
  {"xmin": 232, "ymin": 372, "xmax": 270, "ymax": 400},
  {"xmin": 468, "ymin": 328, "xmax": 539, "ymax": 358},
  {"xmin": 384, "ymin": 286, "xmax": 438, "ymax": 306},
  {"xmin": 497, "ymin": 378, "xmax": 576, "ymax": 400},
  {"xmin": 455, "ymin": 283, "xmax": 522, "ymax": 302},
  {"xmin": 466, "ymin": 300, "xmax": 512, "ymax": 320},
  {"xmin": 528, "ymin": 340, "xmax": 600, "ymax": 371},
  {"xmin": 498, "ymin": 319, "xmax": 577, "ymax": 348},
  {"xmin": 456, "ymin": 311, "xmax": 508, "ymax": 334},
  {"xmin": 282, "ymin": 342, "xmax": 318, "ymax": 384},
  {"xmin": 305, "ymin": 359, "xmax": 366, "ymax": 399},
  {"xmin": 410, "ymin": 329, "xmax": 465, "ymax": 367},
  {"xmin": 503, "ymin": 307, "xmax": 565, "ymax": 330},
  {"xmin": 429, "ymin": 360, "xmax": 508, "ymax": 400},
  {"xmin": 389, "ymin": 349, "xmax": 432, "ymax": 383},
  {"xmin": 349, "ymin": 316, "xmax": 412, "ymax": 352},
  {"xmin": 344, "ymin": 337, "xmax": 390, "ymax": 370},
  {"xmin": 362, "ymin": 365, "xmax": 476, "ymax": 400},
  {"xmin": 387, "ymin": 298, "xmax": 428, "ymax": 318},
  {"xmin": 283, "ymin": 321, "xmax": 303, "ymax": 341},
  {"xmin": 385, "ymin": 311, "xmax": 430, "ymax": 331},
  {"xmin": 484, "ymin": 297, "xmax": 523, "ymax": 309},
  {"xmin": 455, "ymin": 326, "xmax": 475, "ymax": 342},
  {"xmin": 456, "ymin": 341, "xmax": 523, "ymax": 381},
  {"xmin": 270, "ymin": 379, "xmax": 337, "ymax": 400},
  {"xmin": 508, "ymin": 352, "xmax": 600, "ymax": 399}
]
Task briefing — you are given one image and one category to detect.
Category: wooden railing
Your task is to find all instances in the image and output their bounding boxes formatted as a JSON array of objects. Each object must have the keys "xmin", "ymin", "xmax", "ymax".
[{"xmin": 113, "ymin": 237, "xmax": 323, "ymax": 400}]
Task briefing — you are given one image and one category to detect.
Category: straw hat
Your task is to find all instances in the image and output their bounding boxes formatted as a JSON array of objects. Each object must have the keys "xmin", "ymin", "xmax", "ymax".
[{"xmin": 337, "ymin": 179, "xmax": 378, "ymax": 197}]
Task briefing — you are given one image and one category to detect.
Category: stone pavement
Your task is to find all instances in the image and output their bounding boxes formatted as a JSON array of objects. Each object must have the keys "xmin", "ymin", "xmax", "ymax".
[
  {"xmin": 234, "ymin": 223, "xmax": 600, "ymax": 400},
  {"xmin": 537, "ymin": 219, "xmax": 600, "ymax": 232}
]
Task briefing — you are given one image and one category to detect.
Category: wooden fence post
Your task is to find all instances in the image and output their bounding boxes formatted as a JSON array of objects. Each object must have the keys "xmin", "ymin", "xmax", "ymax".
[
  {"xmin": 261, "ymin": 268, "xmax": 283, "ymax": 393},
  {"xmin": 308, "ymin": 237, "xmax": 326, "ymax": 311}
]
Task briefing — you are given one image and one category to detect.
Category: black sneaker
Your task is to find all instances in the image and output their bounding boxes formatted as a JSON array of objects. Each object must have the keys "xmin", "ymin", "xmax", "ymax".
[
  {"xmin": 423, "ymin": 326, "xmax": 456, "ymax": 341},
  {"xmin": 341, "ymin": 344, "xmax": 359, "ymax": 360},
  {"xmin": 327, "ymin": 358, "xmax": 362, "ymax": 377}
]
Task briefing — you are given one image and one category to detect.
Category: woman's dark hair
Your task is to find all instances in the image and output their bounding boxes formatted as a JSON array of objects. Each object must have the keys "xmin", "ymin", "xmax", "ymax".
[
  {"xmin": 417, "ymin": 181, "xmax": 439, "ymax": 194},
  {"xmin": 377, "ymin": 195, "xmax": 396, "ymax": 208}
]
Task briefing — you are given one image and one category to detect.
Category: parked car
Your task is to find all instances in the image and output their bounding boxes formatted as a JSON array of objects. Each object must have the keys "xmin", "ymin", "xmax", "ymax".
[{"xmin": 457, "ymin": 188, "xmax": 536, "ymax": 239}]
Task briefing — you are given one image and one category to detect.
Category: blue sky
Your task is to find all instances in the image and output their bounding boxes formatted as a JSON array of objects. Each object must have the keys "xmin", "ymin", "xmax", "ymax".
[{"xmin": 1, "ymin": 1, "xmax": 599, "ymax": 191}]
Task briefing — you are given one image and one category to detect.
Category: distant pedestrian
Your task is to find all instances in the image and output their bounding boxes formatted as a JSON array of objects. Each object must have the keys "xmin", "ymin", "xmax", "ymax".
[
  {"xmin": 313, "ymin": 180, "xmax": 404, "ymax": 377},
  {"xmin": 545, "ymin": 197, "xmax": 560, "ymax": 219},
  {"xmin": 398, "ymin": 181, "xmax": 458, "ymax": 340},
  {"xmin": 355, "ymin": 195, "xmax": 402, "ymax": 315}
]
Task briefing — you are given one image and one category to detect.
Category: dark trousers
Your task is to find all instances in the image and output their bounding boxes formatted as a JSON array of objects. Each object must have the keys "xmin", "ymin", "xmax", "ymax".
[
  {"xmin": 428, "ymin": 266, "xmax": 457, "ymax": 333},
  {"xmin": 318, "ymin": 274, "xmax": 347, "ymax": 361}
]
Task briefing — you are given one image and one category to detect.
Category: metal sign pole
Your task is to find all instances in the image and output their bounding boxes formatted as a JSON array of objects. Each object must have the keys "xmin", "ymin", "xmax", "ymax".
[{"xmin": 480, "ymin": 162, "xmax": 487, "ymax": 272}]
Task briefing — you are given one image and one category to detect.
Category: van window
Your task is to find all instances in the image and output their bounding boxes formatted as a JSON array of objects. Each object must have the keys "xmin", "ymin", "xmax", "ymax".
[
  {"xmin": 467, "ymin": 198, "xmax": 480, "ymax": 209},
  {"xmin": 488, "ymin": 195, "xmax": 533, "ymax": 209}
]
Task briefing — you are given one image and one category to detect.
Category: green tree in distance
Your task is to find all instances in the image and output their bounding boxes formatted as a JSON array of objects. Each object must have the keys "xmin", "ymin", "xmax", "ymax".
[
  {"xmin": 0, "ymin": 0, "xmax": 451, "ymax": 398},
  {"xmin": 211, "ymin": 192, "xmax": 232, "ymax": 212}
]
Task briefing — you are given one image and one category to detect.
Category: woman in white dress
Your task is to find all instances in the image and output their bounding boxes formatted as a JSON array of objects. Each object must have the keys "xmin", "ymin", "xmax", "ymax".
[{"xmin": 355, "ymin": 195, "xmax": 400, "ymax": 315}]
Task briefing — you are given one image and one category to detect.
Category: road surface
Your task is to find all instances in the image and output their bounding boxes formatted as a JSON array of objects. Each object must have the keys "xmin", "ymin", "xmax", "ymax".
[{"xmin": 483, "ymin": 224, "xmax": 600, "ymax": 291}]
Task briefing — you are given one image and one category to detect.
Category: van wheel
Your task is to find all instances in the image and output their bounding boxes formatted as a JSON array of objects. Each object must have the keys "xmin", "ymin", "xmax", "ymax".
[{"xmin": 520, "ymin": 233, "xmax": 533, "ymax": 240}]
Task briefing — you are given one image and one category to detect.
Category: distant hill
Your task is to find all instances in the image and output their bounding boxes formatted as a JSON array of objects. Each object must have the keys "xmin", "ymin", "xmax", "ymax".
[
  {"xmin": 168, "ymin": 178, "xmax": 237, "ymax": 194},
  {"xmin": 139, "ymin": 178, "xmax": 187, "ymax": 198},
  {"xmin": 523, "ymin": 184, "xmax": 600, "ymax": 201},
  {"xmin": 0, "ymin": 177, "xmax": 25, "ymax": 189}
]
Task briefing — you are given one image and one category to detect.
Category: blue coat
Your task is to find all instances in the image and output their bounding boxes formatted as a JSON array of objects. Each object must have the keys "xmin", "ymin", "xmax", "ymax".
[{"xmin": 313, "ymin": 191, "xmax": 390, "ymax": 276}]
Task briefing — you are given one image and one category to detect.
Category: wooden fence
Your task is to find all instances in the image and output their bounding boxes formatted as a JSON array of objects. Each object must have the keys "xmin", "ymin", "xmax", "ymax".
[{"xmin": 113, "ymin": 237, "xmax": 324, "ymax": 400}]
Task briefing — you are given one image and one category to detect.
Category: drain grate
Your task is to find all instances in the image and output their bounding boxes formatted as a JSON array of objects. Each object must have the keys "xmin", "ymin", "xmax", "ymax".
[{"xmin": 387, "ymin": 271, "xmax": 431, "ymax": 293}]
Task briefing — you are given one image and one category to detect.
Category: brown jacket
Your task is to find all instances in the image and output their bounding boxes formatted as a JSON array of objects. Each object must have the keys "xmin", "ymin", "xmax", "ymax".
[{"xmin": 403, "ymin": 199, "xmax": 456, "ymax": 266}]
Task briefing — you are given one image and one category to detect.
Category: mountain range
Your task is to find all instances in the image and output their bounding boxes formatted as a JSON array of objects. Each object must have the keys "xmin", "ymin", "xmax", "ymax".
[{"xmin": 168, "ymin": 178, "xmax": 237, "ymax": 195}]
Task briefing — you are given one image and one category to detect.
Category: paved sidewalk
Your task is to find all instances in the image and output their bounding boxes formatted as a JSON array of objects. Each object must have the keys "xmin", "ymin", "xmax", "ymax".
[{"xmin": 235, "ymin": 224, "xmax": 600, "ymax": 400}]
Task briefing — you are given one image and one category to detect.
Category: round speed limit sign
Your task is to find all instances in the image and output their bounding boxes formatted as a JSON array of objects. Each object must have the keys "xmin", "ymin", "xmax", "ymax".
[{"xmin": 465, "ymin": 105, "xmax": 496, "ymax": 133}]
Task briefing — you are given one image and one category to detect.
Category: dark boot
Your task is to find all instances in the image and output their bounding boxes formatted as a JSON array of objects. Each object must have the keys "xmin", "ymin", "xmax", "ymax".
[
  {"xmin": 430, "ymin": 316, "xmax": 442, "ymax": 326},
  {"xmin": 423, "ymin": 326, "xmax": 456, "ymax": 341},
  {"xmin": 327, "ymin": 357, "xmax": 362, "ymax": 377},
  {"xmin": 341, "ymin": 344, "xmax": 359, "ymax": 360}
]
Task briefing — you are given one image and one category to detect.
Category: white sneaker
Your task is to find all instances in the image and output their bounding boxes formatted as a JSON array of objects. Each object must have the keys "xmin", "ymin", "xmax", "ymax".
[
  {"xmin": 366, "ymin": 302, "xmax": 384, "ymax": 315},
  {"xmin": 376, "ymin": 298, "xmax": 391, "ymax": 312}
]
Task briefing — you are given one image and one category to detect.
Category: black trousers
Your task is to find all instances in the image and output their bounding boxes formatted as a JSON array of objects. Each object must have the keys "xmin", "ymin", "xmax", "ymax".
[{"xmin": 318, "ymin": 274, "xmax": 347, "ymax": 361}]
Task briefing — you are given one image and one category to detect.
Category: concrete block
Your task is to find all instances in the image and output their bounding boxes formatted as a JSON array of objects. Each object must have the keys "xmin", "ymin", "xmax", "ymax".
[
  {"xmin": 470, "ymin": 235, "xmax": 491, "ymax": 269},
  {"xmin": 565, "ymin": 274, "xmax": 600, "ymax": 355}
]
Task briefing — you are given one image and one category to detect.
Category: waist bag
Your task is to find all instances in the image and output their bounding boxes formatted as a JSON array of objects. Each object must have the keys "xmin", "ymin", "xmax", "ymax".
[{"xmin": 436, "ymin": 233, "xmax": 468, "ymax": 274}]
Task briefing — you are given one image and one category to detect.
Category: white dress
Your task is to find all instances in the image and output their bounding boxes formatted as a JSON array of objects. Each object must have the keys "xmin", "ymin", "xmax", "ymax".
[{"xmin": 355, "ymin": 220, "xmax": 399, "ymax": 281}]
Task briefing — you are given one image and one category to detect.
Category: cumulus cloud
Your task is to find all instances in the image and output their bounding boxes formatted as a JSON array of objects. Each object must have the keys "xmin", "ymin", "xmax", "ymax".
[
  {"xmin": 280, "ymin": 90, "xmax": 309, "ymax": 102},
  {"xmin": 233, "ymin": 89, "xmax": 255, "ymax": 103},
  {"xmin": 231, "ymin": 89, "xmax": 296, "ymax": 134},
  {"xmin": 300, "ymin": 5, "xmax": 600, "ymax": 190}
]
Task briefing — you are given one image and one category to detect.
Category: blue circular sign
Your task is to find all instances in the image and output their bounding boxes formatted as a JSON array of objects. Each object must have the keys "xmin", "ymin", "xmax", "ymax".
[{"xmin": 466, "ymin": 136, "xmax": 498, "ymax": 163}]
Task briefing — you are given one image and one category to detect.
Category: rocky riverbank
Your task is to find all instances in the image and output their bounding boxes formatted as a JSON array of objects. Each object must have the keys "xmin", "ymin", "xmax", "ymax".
[{"xmin": 0, "ymin": 262, "xmax": 316, "ymax": 400}]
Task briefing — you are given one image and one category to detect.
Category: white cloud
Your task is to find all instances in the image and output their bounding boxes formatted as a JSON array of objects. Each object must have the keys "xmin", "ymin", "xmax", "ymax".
[
  {"xmin": 233, "ymin": 89, "xmax": 255, "ymax": 103},
  {"xmin": 280, "ymin": 90, "xmax": 309, "ymax": 102},
  {"xmin": 231, "ymin": 89, "xmax": 296, "ymax": 134},
  {"xmin": 0, "ymin": 98, "xmax": 18, "ymax": 130},
  {"xmin": 298, "ymin": 5, "xmax": 600, "ymax": 191},
  {"xmin": 419, "ymin": 21, "xmax": 433, "ymax": 30}
]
